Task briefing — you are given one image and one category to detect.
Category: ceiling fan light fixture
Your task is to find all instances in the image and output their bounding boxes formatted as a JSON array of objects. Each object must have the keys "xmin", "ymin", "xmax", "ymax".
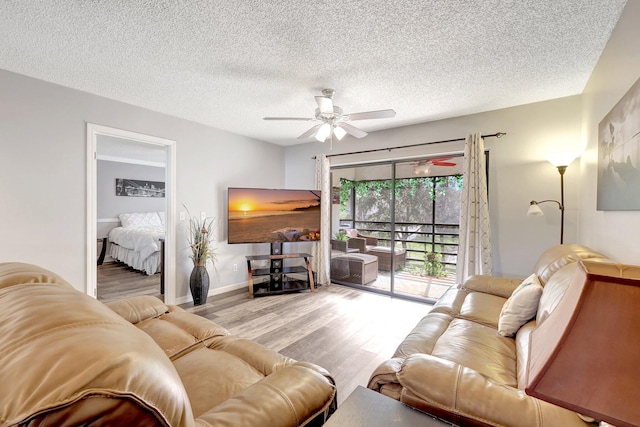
[
  {"xmin": 264, "ymin": 89, "xmax": 395, "ymax": 143},
  {"xmin": 315, "ymin": 123, "xmax": 331, "ymax": 142},
  {"xmin": 333, "ymin": 125, "xmax": 347, "ymax": 141},
  {"xmin": 413, "ymin": 163, "xmax": 430, "ymax": 175}
]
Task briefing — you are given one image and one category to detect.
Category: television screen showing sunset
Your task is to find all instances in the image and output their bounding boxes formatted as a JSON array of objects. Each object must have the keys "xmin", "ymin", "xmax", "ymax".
[{"xmin": 228, "ymin": 188, "xmax": 321, "ymax": 243}]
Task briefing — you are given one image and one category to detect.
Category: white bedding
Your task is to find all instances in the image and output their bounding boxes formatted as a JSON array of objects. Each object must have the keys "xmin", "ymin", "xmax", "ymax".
[
  {"xmin": 109, "ymin": 226, "xmax": 164, "ymax": 261},
  {"xmin": 107, "ymin": 211, "xmax": 166, "ymax": 275}
]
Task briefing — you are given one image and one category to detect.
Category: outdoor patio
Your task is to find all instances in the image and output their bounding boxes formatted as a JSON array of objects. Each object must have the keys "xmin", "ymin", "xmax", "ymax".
[{"xmin": 364, "ymin": 270, "xmax": 457, "ymax": 300}]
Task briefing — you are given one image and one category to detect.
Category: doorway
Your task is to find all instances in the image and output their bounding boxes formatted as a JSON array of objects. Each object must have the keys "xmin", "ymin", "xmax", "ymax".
[{"xmin": 86, "ymin": 124, "xmax": 177, "ymax": 304}]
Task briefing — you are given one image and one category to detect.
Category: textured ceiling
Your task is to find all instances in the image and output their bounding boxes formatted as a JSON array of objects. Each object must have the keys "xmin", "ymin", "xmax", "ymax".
[{"xmin": 0, "ymin": 1, "xmax": 627, "ymax": 146}]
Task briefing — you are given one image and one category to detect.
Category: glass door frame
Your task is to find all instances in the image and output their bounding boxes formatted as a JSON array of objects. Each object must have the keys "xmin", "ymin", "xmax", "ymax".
[{"xmin": 330, "ymin": 157, "xmax": 450, "ymax": 303}]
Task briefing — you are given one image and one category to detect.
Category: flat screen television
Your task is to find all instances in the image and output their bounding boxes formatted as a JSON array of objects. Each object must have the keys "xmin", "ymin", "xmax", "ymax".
[{"xmin": 228, "ymin": 187, "xmax": 321, "ymax": 244}]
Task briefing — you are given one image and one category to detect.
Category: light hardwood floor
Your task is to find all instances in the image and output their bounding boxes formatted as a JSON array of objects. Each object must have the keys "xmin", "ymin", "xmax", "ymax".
[
  {"xmin": 98, "ymin": 263, "xmax": 432, "ymax": 405},
  {"xmin": 97, "ymin": 261, "xmax": 163, "ymax": 302},
  {"xmin": 182, "ymin": 285, "xmax": 432, "ymax": 405}
]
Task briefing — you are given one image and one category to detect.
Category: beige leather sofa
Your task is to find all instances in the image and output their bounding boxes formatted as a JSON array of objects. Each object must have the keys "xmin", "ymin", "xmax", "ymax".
[
  {"xmin": 368, "ymin": 244, "xmax": 609, "ymax": 427},
  {"xmin": 0, "ymin": 262, "xmax": 336, "ymax": 427}
]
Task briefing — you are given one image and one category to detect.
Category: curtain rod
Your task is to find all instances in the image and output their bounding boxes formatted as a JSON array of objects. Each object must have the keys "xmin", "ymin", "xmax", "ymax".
[{"xmin": 314, "ymin": 132, "xmax": 506, "ymax": 159}]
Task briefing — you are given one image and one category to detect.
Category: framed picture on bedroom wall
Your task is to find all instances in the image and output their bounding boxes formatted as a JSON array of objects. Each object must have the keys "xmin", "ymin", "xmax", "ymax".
[
  {"xmin": 115, "ymin": 178, "xmax": 165, "ymax": 198},
  {"xmin": 597, "ymin": 74, "xmax": 640, "ymax": 210}
]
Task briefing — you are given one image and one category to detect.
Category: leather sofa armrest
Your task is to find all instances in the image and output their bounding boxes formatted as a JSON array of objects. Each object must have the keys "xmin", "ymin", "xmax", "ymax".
[
  {"xmin": 397, "ymin": 354, "xmax": 590, "ymax": 427},
  {"xmin": 194, "ymin": 364, "xmax": 336, "ymax": 427},
  {"xmin": 462, "ymin": 275, "xmax": 522, "ymax": 298},
  {"xmin": 367, "ymin": 357, "xmax": 405, "ymax": 401}
]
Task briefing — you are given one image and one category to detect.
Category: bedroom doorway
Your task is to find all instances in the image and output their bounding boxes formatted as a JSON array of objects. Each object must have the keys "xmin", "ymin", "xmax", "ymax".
[{"xmin": 87, "ymin": 124, "xmax": 177, "ymax": 304}]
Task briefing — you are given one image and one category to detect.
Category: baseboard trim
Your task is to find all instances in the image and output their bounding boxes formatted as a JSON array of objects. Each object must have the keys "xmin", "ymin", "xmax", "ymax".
[{"xmin": 176, "ymin": 281, "xmax": 248, "ymax": 305}]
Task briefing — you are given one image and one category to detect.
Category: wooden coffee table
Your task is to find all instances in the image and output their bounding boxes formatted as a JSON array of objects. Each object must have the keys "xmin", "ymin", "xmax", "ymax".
[{"xmin": 324, "ymin": 386, "xmax": 456, "ymax": 426}]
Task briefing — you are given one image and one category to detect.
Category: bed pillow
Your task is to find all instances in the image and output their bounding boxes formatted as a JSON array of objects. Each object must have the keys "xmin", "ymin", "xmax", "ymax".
[
  {"xmin": 119, "ymin": 212, "xmax": 162, "ymax": 229},
  {"xmin": 157, "ymin": 211, "xmax": 166, "ymax": 226},
  {"xmin": 498, "ymin": 273, "xmax": 543, "ymax": 337}
]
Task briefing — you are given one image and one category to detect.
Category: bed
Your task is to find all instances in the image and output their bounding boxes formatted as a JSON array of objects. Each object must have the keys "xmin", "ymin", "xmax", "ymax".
[{"xmin": 108, "ymin": 211, "xmax": 165, "ymax": 275}]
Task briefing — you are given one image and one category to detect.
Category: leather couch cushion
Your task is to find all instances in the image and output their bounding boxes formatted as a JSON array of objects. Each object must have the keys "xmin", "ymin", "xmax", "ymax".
[
  {"xmin": 175, "ymin": 344, "xmax": 265, "ymax": 417},
  {"xmin": 106, "ymin": 294, "xmax": 170, "ymax": 323},
  {"xmin": 0, "ymin": 264, "xmax": 193, "ymax": 427},
  {"xmin": 458, "ymin": 291, "xmax": 506, "ymax": 328},
  {"xmin": 432, "ymin": 318, "xmax": 517, "ymax": 387},
  {"xmin": 429, "ymin": 287, "xmax": 468, "ymax": 315},
  {"xmin": 394, "ymin": 312, "xmax": 455, "ymax": 358}
]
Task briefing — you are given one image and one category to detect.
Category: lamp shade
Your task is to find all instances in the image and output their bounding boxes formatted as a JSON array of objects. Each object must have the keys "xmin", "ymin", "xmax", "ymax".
[
  {"xmin": 525, "ymin": 261, "xmax": 640, "ymax": 427},
  {"xmin": 333, "ymin": 125, "xmax": 347, "ymax": 141},
  {"xmin": 314, "ymin": 123, "xmax": 331, "ymax": 142},
  {"xmin": 547, "ymin": 152, "xmax": 578, "ymax": 167},
  {"xmin": 527, "ymin": 202, "xmax": 544, "ymax": 216}
]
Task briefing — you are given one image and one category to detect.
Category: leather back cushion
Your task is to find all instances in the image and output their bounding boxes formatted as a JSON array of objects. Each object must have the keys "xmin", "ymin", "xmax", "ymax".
[
  {"xmin": 0, "ymin": 263, "xmax": 193, "ymax": 426},
  {"xmin": 0, "ymin": 262, "xmax": 73, "ymax": 290},
  {"xmin": 533, "ymin": 244, "xmax": 608, "ymax": 285},
  {"xmin": 536, "ymin": 263, "xmax": 578, "ymax": 325}
]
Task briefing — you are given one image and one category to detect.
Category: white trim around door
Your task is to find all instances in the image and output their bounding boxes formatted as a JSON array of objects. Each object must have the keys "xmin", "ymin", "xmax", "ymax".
[{"xmin": 86, "ymin": 123, "xmax": 178, "ymax": 304}]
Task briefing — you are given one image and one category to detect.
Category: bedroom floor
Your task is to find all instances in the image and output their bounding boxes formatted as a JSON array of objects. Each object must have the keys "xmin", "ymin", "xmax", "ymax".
[{"xmin": 97, "ymin": 261, "xmax": 163, "ymax": 303}]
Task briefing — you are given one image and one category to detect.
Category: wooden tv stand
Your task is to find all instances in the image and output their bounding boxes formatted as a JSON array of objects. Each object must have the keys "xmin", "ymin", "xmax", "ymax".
[{"xmin": 245, "ymin": 253, "xmax": 315, "ymax": 298}]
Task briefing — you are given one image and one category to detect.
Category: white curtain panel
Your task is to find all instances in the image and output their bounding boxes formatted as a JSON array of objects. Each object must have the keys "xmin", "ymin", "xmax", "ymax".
[
  {"xmin": 456, "ymin": 132, "xmax": 492, "ymax": 283},
  {"xmin": 313, "ymin": 154, "xmax": 331, "ymax": 285}
]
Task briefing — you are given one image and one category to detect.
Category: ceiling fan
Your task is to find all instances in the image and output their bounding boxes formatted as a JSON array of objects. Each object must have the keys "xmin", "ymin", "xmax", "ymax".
[
  {"xmin": 413, "ymin": 158, "xmax": 457, "ymax": 175},
  {"xmin": 263, "ymin": 89, "xmax": 396, "ymax": 147}
]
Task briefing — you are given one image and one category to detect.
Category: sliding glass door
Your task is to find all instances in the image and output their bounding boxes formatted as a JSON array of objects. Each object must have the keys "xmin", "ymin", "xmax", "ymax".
[
  {"xmin": 392, "ymin": 160, "xmax": 461, "ymax": 300},
  {"xmin": 331, "ymin": 163, "xmax": 392, "ymax": 293},
  {"xmin": 330, "ymin": 156, "xmax": 462, "ymax": 302}
]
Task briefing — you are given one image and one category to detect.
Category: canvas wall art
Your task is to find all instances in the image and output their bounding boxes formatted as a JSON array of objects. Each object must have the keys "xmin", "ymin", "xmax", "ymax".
[
  {"xmin": 116, "ymin": 178, "xmax": 165, "ymax": 197},
  {"xmin": 597, "ymin": 75, "xmax": 640, "ymax": 210}
]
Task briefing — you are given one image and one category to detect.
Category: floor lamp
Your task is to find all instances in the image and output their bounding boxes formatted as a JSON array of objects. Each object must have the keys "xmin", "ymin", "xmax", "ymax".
[{"xmin": 527, "ymin": 154, "xmax": 577, "ymax": 244}]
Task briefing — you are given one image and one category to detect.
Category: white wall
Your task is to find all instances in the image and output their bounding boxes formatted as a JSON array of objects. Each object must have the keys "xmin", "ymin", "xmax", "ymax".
[
  {"xmin": 0, "ymin": 69, "xmax": 284, "ymax": 298},
  {"xmin": 579, "ymin": 0, "xmax": 640, "ymax": 264},
  {"xmin": 286, "ymin": 95, "xmax": 583, "ymax": 279}
]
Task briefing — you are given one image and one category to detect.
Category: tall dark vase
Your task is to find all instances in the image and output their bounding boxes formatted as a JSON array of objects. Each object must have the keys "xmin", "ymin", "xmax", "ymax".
[{"xmin": 189, "ymin": 263, "xmax": 209, "ymax": 305}]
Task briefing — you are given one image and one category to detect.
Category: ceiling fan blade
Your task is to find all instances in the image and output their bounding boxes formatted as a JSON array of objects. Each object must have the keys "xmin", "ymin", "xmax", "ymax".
[
  {"xmin": 346, "ymin": 109, "xmax": 396, "ymax": 121},
  {"xmin": 431, "ymin": 157, "xmax": 453, "ymax": 162},
  {"xmin": 297, "ymin": 124, "xmax": 323, "ymax": 140},
  {"xmin": 337, "ymin": 122, "xmax": 368, "ymax": 139},
  {"xmin": 315, "ymin": 96, "xmax": 334, "ymax": 114},
  {"xmin": 432, "ymin": 162, "xmax": 456, "ymax": 167},
  {"xmin": 263, "ymin": 117, "xmax": 314, "ymax": 121}
]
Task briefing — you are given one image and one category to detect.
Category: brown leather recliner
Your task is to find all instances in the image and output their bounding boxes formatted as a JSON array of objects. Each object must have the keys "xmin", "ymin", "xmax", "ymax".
[{"xmin": 0, "ymin": 262, "xmax": 336, "ymax": 427}]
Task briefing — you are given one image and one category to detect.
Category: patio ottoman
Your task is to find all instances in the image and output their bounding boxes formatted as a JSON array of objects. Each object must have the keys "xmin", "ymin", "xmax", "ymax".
[
  {"xmin": 367, "ymin": 246, "xmax": 406, "ymax": 271},
  {"xmin": 331, "ymin": 253, "xmax": 378, "ymax": 285}
]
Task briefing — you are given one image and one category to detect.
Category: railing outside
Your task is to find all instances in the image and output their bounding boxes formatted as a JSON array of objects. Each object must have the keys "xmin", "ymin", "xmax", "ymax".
[{"xmin": 339, "ymin": 220, "xmax": 460, "ymax": 276}]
